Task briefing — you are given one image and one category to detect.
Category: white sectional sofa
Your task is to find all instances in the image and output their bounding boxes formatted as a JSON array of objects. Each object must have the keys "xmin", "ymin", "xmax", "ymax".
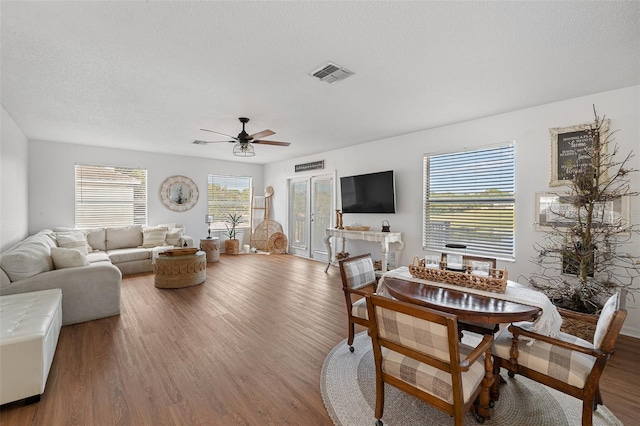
[{"xmin": 0, "ymin": 224, "xmax": 194, "ymax": 325}]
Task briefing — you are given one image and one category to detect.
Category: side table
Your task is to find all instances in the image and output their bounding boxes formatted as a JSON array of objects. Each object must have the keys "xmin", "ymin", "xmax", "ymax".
[{"xmin": 200, "ymin": 238, "xmax": 220, "ymax": 262}]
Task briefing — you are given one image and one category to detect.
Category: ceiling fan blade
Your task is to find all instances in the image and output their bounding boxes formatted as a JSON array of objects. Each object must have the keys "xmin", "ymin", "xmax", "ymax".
[
  {"xmin": 249, "ymin": 129, "xmax": 275, "ymax": 140},
  {"xmin": 193, "ymin": 139, "xmax": 234, "ymax": 145},
  {"xmin": 252, "ymin": 140, "xmax": 291, "ymax": 146},
  {"xmin": 200, "ymin": 128, "xmax": 239, "ymax": 140}
]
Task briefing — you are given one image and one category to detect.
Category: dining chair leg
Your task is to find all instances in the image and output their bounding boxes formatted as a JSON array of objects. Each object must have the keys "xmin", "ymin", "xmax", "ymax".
[
  {"xmin": 347, "ymin": 321, "xmax": 355, "ymax": 352},
  {"xmin": 594, "ymin": 385, "xmax": 603, "ymax": 409},
  {"xmin": 490, "ymin": 361, "xmax": 502, "ymax": 401},
  {"xmin": 582, "ymin": 396, "xmax": 595, "ymax": 426},
  {"xmin": 374, "ymin": 372, "xmax": 385, "ymax": 424}
]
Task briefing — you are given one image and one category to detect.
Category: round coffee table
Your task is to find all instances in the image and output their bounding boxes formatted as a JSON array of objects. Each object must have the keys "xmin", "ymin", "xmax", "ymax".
[{"xmin": 153, "ymin": 251, "xmax": 206, "ymax": 289}]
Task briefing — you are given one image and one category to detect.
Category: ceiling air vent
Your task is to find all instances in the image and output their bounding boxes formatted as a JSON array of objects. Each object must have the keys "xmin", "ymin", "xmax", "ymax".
[{"xmin": 310, "ymin": 62, "xmax": 354, "ymax": 84}]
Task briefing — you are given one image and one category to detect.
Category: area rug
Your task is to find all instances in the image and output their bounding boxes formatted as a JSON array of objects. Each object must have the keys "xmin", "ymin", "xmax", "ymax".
[{"xmin": 321, "ymin": 332, "xmax": 622, "ymax": 426}]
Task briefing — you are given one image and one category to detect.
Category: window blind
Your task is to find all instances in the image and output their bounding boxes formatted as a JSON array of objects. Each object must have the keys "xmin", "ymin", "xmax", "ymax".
[
  {"xmin": 207, "ymin": 174, "xmax": 252, "ymax": 230},
  {"xmin": 423, "ymin": 144, "xmax": 515, "ymax": 260},
  {"xmin": 75, "ymin": 164, "xmax": 147, "ymax": 228}
]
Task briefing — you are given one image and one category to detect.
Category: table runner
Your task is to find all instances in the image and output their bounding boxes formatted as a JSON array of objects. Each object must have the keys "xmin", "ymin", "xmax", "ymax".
[{"xmin": 379, "ymin": 267, "xmax": 562, "ymax": 337}]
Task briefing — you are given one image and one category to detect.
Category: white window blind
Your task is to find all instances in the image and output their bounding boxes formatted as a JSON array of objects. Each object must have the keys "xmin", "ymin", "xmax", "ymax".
[
  {"xmin": 423, "ymin": 144, "xmax": 515, "ymax": 260},
  {"xmin": 75, "ymin": 164, "xmax": 147, "ymax": 228},
  {"xmin": 207, "ymin": 174, "xmax": 252, "ymax": 230}
]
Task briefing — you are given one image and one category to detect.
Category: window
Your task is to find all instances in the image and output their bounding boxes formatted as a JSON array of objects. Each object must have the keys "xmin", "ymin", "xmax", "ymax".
[
  {"xmin": 423, "ymin": 143, "xmax": 515, "ymax": 260},
  {"xmin": 207, "ymin": 174, "xmax": 252, "ymax": 230},
  {"xmin": 75, "ymin": 164, "xmax": 147, "ymax": 228}
]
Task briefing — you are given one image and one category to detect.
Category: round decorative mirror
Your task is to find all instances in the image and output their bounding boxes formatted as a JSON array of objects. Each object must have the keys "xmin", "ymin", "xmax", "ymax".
[{"xmin": 160, "ymin": 175, "xmax": 199, "ymax": 212}]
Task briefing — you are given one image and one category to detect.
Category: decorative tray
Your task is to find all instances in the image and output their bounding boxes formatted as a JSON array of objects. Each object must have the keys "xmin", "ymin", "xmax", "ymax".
[
  {"xmin": 408, "ymin": 256, "xmax": 508, "ymax": 293},
  {"xmin": 345, "ymin": 226, "xmax": 371, "ymax": 231},
  {"xmin": 159, "ymin": 248, "xmax": 199, "ymax": 256}
]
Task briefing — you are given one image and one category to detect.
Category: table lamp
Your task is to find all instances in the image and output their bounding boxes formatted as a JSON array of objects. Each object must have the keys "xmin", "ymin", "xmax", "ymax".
[{"xmin": 205, "ymin": 215, "xmax": 214, "ymax": 239}]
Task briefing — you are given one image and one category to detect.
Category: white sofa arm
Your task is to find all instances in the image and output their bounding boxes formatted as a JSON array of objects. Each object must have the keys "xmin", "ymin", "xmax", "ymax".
[{"xmin": 0, "ymin": 263, "xmax": 121, "ymax": 326}]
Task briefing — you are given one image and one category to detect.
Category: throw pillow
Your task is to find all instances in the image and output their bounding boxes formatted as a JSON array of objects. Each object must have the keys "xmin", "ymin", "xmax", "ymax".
[
  {"xmin": 165, "ymin": 228, "xmax": 184, "ymax": 246},
  {"xmin": 142, "ymin": 226, "xmax": 168, "ymax": 248},
  {"xmin": 593, "ymin": 292, "xmax": 619, "ymax": 349},
  {"xmin": 0, "ymin": 243, "xmax": 53, "ymax": 281},
  {"xmin": 55, "ymin": 231, "xmax": 90, "ymax": 255},
  {"xmin": 51, "ymin": 247, "xmax": 90, "ymax": 269}
]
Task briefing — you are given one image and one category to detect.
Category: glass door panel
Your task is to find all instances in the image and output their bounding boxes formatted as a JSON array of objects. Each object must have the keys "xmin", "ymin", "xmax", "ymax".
[
  {"xmin": 289, "ymin": 179, "xmax": 309, "ymax": 256},
  {"xmin": 311, "ymin": 176, "xmax": 333, "ymax": 261}
]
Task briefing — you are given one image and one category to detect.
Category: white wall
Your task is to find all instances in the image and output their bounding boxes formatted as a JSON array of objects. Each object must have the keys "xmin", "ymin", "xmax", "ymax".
[
  {"xmin": 265, "ymin": 85, "xmax": 640, "ymax": 337},
  {"xmin": 0, "ymin": 106, "xmax": 29, "ymax": 251},
  {"xmin": 28, "ymin": 141, "xmax": 264, "ymax": 246}
]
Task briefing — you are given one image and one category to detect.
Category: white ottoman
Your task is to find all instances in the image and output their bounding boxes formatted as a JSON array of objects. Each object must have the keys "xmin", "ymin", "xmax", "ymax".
[{"xmin": 0, "ymin": 289, "xmax": 62, "ymax": 405}]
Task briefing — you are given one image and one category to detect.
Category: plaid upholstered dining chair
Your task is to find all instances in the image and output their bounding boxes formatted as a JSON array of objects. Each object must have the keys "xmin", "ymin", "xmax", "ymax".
[
  {"xmin": 492, "ymin": 290, "xmax": 627, "ymax": 426},
  {"xmin": 339, "ymin": 253, "xmax": 377, "ymax": 352},
  {"xmin": 366, "ymin": 294, "xmax": 494, "ymax": 425}
]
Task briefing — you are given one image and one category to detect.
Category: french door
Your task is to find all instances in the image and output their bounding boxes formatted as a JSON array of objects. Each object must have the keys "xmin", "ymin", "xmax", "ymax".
[{"xmin": 288, "ymin": 174, "xmax": 334, "ymax": 261}]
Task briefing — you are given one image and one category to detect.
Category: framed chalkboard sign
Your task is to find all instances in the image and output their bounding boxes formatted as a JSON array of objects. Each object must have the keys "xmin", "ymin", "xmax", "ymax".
[{"xmin": 549, "ymin": 119, "xmax": 609, "ymax": 186}]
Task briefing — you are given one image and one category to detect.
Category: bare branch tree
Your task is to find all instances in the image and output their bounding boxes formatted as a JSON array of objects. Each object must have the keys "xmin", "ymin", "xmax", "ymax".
[{"xmin": 529, "ymin": 106, "xmax": 639, "ymax": 314}]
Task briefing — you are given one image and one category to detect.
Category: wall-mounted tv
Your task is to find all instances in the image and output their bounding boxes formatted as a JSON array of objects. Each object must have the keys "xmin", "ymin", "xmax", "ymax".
[{"xmin": 340, "ymin": 170, "xmax": 396, "ymax": 213}]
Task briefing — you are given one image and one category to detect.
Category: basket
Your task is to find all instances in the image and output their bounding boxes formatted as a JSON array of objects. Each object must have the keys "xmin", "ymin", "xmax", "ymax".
[
  {"xmin": 251, "ymin": 219, "xmax": 284, "ymax": 250},
  {"xmin": 408, "ymin": 256, "xmax": 508, "ymax": 293},
  {"xmin": 557, "ymin": 307, "xmax": 597, "ymax": 342},
  {"xmin": 267, "ymin": 232, "xmax": 288, "ymax": 254},
  {"xmin": 345, "ymin": 226, "xmax": 370, "ymax": 231}
]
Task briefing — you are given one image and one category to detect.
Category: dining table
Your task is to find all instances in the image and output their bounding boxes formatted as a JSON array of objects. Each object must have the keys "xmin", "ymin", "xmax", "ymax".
[
  {"xmin": 382, "ymin": 276, "xmax": 542, "ymax": 325},
  {"xmin": 377, "ymin": 266, "xmax": 564, "ymax": 414},
  {"xmin": 378, "ymin": 267, "xmax": 563, "ymax": 337}
]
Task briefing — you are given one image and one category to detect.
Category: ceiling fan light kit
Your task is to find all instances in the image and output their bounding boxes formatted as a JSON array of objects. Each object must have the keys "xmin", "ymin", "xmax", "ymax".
[
  {"xmin": 233, "ymin": 142, "xmax": 255, "ymax": 157},
  {"xmin": 195, "ymin": 117, "xmax": 291, "ymax": 157}
]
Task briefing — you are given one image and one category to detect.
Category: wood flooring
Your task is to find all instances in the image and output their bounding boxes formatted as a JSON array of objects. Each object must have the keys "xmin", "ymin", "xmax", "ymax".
[{"xmin": 0, "ymin": 254, "xmax": 638, "ymax": 425}]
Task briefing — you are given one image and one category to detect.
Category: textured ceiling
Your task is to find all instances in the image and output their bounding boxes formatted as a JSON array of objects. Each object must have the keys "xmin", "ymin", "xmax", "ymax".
[{"xmin": 2, "ymin": 1, "xmax": 639, "ymax": 164}]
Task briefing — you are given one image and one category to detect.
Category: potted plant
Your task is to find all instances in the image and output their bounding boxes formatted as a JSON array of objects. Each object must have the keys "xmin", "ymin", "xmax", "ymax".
[
  {"xmin": 529, "ymin": 107, "xmax": 639, "ymax": 338},
  {"xmin": 224, "ymin": 213, "xmax": 243, "ymax": 255}
]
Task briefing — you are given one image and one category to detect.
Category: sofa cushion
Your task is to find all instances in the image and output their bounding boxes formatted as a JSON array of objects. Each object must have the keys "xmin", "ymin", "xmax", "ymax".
[
  {"xmin": 0, "ymin": 243, "xmax": 53, "ymax": 282},
  {"xmin": 0, "ymin": 269, "xmax": 10, "ymax": 290},
  {"xmin": 165, "ymin": 228, "xmax": 184, "ymax": 246},
  {"xmin": 107, "ymin": 248, "xmax": 152, "ymax": 264},
  {"xmin": 23, "ymin": 230, "xmax": 57, "ymax": 250},
  {"xmin": 141, "ymin": 226, "xmax": 168, "ymax": 248},
  {"xmin": 84, "ymin": 228, "xmax": 106, "ymax": 251},
  {"xmin": 54, "ymin": 231, "xmax": 90, "ymax": 255},
  {"xmin": 51, "ymin": 247, "xmax": 90, "ymax": 269},
  {"xmin": 86, "ymin": 252, "xmax": 111, "ymax": 264},
  {"xmin": 106, "ymin": 226, "xmax": 142, "ymax": 250}
]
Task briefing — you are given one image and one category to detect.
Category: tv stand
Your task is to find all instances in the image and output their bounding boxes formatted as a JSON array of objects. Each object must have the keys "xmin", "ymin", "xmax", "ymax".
[{"xmin": 324, "ymin": 228, "xmax": 404, "ymax": 273}]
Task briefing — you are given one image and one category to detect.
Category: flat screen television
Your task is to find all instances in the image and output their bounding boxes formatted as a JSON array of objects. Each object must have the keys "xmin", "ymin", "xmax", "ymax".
[{"xmin": 340, "ymin": 170, "xmax": 396, "ymax": 213}]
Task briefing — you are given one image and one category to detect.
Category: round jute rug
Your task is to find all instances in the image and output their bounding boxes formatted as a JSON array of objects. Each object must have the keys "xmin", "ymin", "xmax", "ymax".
[{"xmin": 320, "ymin": 332, "xmax": 622, "ymax": 426}]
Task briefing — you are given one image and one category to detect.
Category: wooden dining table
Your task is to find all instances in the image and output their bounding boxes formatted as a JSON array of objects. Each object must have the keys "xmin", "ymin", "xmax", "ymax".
[
  {"xmin": 382, "ymin": 276, "xmax": 542, "ymax": 325},
  {"xmin": 381, "ymin": 274, "xmax": 546, "ymax": 411}
]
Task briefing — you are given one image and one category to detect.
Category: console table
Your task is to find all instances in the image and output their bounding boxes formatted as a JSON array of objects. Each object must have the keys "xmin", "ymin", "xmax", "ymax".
[{"xmin": 324, "ymin": 228, "xmax": 404, "ymax": 273}]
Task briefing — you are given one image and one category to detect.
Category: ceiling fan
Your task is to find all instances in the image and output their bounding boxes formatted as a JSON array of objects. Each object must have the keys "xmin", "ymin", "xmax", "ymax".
[{"xmin": 194, "ymin": 117, "xmax": 291, "ymax": 157}]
